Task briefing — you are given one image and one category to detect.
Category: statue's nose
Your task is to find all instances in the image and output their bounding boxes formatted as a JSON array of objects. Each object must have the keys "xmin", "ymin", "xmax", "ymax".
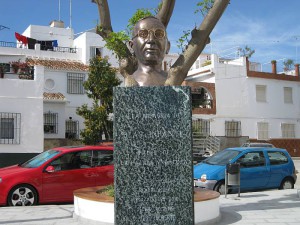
[{"xmin": 146, "ymin": 31, "xmax": 155, "ymax": 43}]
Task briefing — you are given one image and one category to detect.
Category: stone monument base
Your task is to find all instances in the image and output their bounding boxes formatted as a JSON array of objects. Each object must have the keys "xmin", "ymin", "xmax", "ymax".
[{"xmin": 73, "ymin": 186, "xmax": 220, "ymax": 225}]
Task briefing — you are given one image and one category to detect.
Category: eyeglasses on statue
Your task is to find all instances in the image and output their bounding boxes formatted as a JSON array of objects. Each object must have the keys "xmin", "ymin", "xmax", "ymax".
[{"xmin": 133, "ymin": 29, "xmax": 166, "ymax": 40}]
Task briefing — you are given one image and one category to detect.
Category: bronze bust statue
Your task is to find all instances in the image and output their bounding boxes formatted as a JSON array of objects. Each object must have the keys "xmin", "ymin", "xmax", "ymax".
[{"xmin": 128, "ymin": 16, "xmax": 170, "ymax": 86}]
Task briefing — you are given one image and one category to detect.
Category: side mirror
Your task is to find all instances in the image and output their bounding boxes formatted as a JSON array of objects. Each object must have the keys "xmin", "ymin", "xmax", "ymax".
[{"xmin": 45, "ymin": 165, "xmax": 55, "ymax": 173}]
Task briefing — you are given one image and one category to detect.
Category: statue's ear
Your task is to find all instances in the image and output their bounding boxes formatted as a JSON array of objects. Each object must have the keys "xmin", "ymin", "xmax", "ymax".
[
  {"xmin": 128, "ymin": 40, "xmax": 134, "ymax": 50},
  {"xmin": 166, "ymin": 40, "xmax": 170, "ymax": 54},
  {"xmin": 128, "ymin": 40, "xmax": 135, "ymax": 55}
]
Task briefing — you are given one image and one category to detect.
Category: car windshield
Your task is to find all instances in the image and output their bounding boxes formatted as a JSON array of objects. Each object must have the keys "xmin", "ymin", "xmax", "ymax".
[
  {"xmin": 202, "ymin": 149, "xmax": 240, "ymax": 165},
  {"xmin": 20, "ymin": 150, "xmax": 61, "ymax": 168}
]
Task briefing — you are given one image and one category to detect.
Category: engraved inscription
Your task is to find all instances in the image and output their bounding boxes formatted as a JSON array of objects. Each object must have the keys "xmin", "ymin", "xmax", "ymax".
[{"xmin": 114, "ymin": 86, "xmax": 193, "ymax": 225}]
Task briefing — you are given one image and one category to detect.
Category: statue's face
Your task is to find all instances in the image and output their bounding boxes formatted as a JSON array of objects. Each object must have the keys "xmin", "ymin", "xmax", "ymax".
[{"xmin": 131, "ymin": 17, "xmax": 169, "ymax": 66}]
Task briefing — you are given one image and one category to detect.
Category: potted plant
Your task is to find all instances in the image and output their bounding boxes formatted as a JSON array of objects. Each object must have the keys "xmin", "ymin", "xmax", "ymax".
[
  {"xmin": 10, "ymin": 60, "xmax": 21, "ymax": 73},
  {"xmin": 10, "ymin": 60, "xmax": 31, "ymax": 75}
]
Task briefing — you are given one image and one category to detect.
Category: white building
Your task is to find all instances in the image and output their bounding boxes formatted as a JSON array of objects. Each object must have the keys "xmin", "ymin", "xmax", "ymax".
[
  {"xmin": 0, "ymin": 20, "xmax": 122, "ymax": 165},
  {"xmin": 185, "ymin": 54, "xmax": 300, "ymax": 156}
]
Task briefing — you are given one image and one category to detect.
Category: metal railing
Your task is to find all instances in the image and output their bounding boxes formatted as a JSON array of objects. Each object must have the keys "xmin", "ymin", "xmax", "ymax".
[
  {"xmin": 0, "ymin": 41, "xmax": 17, "ymax": 48},
  {"xmin": 0, "ymin": 41, "xmax": 77, "ymax": 53},
  {"xmin": 192, "ymin": 133, "xmax": 220, "ymax": 162}
]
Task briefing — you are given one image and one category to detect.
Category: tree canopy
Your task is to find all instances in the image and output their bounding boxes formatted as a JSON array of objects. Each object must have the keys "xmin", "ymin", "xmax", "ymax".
[
  {"xmin": 77, "ymin": 57, "xmax": 121, "ymax": 144},
  {"xmin": 238, "ymin": 45, "xmax": 255, "ymax": 58},
  {"xmin": 283, "ymin": 59, "xmax": 294, "ymax": 72}
]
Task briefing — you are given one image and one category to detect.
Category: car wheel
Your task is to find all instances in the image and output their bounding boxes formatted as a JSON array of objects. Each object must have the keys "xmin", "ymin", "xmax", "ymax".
[
  {"xmin": 8, "ymin": 184, "xmax": 38, "ymax": 206},
  {"xmin": 214, "ymin": 181, "xmax": 227, "ymax": 195},
  {"xmin": 279, "ymin": 178, "xmax": 294, "ymax": 190}
]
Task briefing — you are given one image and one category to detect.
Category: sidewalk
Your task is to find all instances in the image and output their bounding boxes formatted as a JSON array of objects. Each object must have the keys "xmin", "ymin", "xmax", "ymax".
[
  {"xmin": 217, "ymin": 189, "xmax": 300, "ymax": 225},
  {"xmin": 0, "ymin": 188, "xmax": 299, "ymax": 225}
]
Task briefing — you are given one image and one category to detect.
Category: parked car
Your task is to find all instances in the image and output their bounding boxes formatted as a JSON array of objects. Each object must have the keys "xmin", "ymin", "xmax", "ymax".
[
  {"xmin": 194, "ymin": 147, "xmax": 297, "ymax": 194},
  {"xmin": 241, "ymin": 142, "xmax": 275, "ymax": 148},
  {"xmin": 0, "ymin": 145, "xmax": 114, "ymax": 206}
]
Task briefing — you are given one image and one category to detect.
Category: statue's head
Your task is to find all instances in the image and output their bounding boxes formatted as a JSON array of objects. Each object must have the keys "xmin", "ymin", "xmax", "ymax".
[{"xmin": 129, "ymin": 16, "xmax": 170, "ymax": 66}]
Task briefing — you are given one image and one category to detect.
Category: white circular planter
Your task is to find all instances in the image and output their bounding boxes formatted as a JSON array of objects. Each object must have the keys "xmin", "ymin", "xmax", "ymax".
[{"xmin": 74, "ymin": 187, "xmax": 220, "ymax": 225}]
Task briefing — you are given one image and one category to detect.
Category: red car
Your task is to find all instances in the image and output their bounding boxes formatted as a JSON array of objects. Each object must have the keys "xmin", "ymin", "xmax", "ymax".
[{"xmin": 0, "ymin": 145, "xmax": 114, "ymax": 206}]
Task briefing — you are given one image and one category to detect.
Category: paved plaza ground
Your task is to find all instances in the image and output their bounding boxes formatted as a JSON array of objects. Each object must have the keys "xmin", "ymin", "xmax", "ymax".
[{"xmin": 0, "ymin": 159, "xmax": 299, "ymax": 225}]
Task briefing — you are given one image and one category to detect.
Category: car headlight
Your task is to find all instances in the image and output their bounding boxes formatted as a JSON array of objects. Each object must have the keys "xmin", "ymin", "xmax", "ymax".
[{"xmin": 200, "ymin": 174, "xmax": 207, "ymax": 182}]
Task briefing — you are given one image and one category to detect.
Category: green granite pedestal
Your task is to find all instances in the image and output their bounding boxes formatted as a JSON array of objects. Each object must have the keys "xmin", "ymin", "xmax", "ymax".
[{"xmin": 113, "ymin": 86, "xmax": 194, "ymax": 225}]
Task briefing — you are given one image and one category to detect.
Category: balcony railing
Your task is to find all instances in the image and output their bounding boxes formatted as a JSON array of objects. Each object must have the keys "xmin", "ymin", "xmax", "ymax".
[
  {"xmin": 0, "ymin": 41, "xmax": 17, "ymax": 48},
  {"xmin": 0, "ymin": 41, "xmax": 77, "ymax": 53}
]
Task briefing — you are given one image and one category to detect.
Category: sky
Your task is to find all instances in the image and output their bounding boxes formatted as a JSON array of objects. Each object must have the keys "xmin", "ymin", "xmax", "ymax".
[{"xmin": 1, "ymin": 0, "xmax": 300, "ymax": 72}]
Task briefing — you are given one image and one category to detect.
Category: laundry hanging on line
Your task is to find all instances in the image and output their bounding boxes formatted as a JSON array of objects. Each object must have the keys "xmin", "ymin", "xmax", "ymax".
[
  {"xmin": 15, "ymin": 32, "xmax": 28, "ymax": 45},
  {"xmin": 15, "ymin": 32, "xmax": 58, "ymax": 50}
]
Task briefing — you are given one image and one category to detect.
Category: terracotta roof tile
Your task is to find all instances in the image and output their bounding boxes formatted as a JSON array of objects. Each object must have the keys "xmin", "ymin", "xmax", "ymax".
[
  {"xmin": 43, "ymin": 92, "xmax": 66, "ymax": 101},
  {"xmin": 27, "ymin": 58, "xmax": 89, "ymax": 72}
]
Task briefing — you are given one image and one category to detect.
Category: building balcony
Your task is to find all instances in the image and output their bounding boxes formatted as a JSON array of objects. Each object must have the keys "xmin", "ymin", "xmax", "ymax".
[{"xmin": 0, "ymin": 41, "xmax": 77, "ymax": 54}]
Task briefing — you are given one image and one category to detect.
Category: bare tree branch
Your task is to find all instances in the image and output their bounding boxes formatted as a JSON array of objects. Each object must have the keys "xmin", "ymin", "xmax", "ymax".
[
  {"xmin": 156, "ymin": 0, "xmax": 175, "ymax": 28},
  {"xmin": 165, "ymin": 0, "xmax": 230, "ymax": 86},
  {"xmin": 91, "ymin": 0, "xmax": 113, "ymax": 38},
  {"xmin": 92, "ymin": 0, "xmax": 137, "ymax": 80}
]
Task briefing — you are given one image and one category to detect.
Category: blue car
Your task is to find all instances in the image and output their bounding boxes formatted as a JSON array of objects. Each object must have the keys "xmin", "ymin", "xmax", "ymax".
[{"xmin": 194, "ymin": 147, "xmax": 297, "ymax": 194}]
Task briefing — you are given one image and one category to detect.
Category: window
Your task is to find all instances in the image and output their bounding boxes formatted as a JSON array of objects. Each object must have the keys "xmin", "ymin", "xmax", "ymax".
[
  {"xmin": 192, "ymin": 88, "xmax": 212, "ymax": 109},
  {"xmin": 281, "ymin": 123, "xmax": 295, "ymax": 138},
  {"xmin": 44, "ymin": 112, "xmax": 58, "ymax": 134},
  {"xmin": 225, "ymin": 121, "xmax": 241, "ymax": 137},
  {"xmin": 237, "ymin": 151, "xmax": 265, "ymax": 168},
  {"xmin": 50, "ymin": 151, "xmax": 92, "ymax": 171},
  {"xmin": 90, "ymin": 47, "xmax": 102, "ymax": 58},
  {"xmin": 284, "ymin": 87, "xmax": 293, "ymax": 104},
  {"xmin": 0, "ymin": 63, "xmax": 11, "ymax": 73},
  {"xmin": 0, "ymin": 112, "xmax": 21, "ymax": 144},
  {"xmin": 257, "ymin": 122, "xmax": 269, "ymax": 140},
  {"xmin": 192, "ymin": 119, "xmax": 210, "ymax": 136},
  {"xmin": 256, "ymin": 85, "xmax": 266, "ymax": 102},
  {"xmin": 92, "ymin": 150, "xmax": 114, "ymax": 167},
  {"xmin": 267, "ymin": 151, "xmax": 288, "ymax": 165},
  {"xmin": 67, "ymin": 73, "xmax": 85, "ymax": 94},
  {"xmin": 65, "ymin": 119, "xmax": 79, "ymax": 139}
]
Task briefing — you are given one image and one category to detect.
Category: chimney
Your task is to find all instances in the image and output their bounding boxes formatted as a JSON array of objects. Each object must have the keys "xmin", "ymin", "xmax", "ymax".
[
  {"xmin": 271, "ymin": 60, "xmax": 277, "ymax": 74},
  {"xmin": 295, "ymin": 64, "xmax": 299, "ymax": 77},
  {"xmin": 49, "ymin": 20, "xmax": 65, "ymax": 28},
  {"xmin": 246, "ymin": 57, "xmax": 250, "ymax": 71}
]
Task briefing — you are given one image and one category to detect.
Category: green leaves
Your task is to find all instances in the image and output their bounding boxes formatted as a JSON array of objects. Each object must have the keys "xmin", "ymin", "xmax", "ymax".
[
  {"xmin": 176, "ymin": 30, "xmax": 191, "ymax": 53},
  {"xmin": 77, "ymin": 57, "xmax": 121, "ymax": 144},
  {"xmin": 127, "ymin": 8, "xmax": 153, "ymax": 33},
  {"xmin": 283, "ymin": 59, "xmax": 294, "ymax": 72},
  {"xmin": 105, "ymin": 31, "xmax": 130, "ymax": 59},
  {"xmin": 195, "ymin": 0, "xmax": 214, "ymax": 17},
  {"xmin": 101, "ymin": 8, "xmax": 155, "ymax": 60},
  {"xmin": 237, "ymin": 45, "xmax": 255, "ymax": 58}
]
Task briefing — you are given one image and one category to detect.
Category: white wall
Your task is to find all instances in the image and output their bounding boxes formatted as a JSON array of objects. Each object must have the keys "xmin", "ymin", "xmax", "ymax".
[
  {"xmin": 189, "ymin": 55, "xmax": 300, "ymax": 139},
  {"xmin": 23, "ymin": 25, "xmax": 74, "ymax": 48},
  {"xmin": 214, "ymin": 56, "xmax": 300, "ymax": 139},
  {"xmin": 43, "ymin": 70, "xmax": 92, "ymax": 138},
  {"xmin": 74, "ymin": 32, "xmax": 119, "ymax": 67},
  {"xmin": 0, "ymin": 66, "xmax": 44, "ymax": 153}
]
